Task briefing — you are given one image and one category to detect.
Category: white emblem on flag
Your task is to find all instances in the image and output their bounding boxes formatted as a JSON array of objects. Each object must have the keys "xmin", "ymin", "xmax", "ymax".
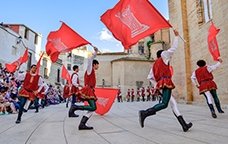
[
  {"xmin": 209, "ymin": 39, "xmax": 217, "ymax": 51},
  {"xmin": 50, "ymin": 38, "xmax": 68, "ymax": 52},
  {"xmin": 115, "ymin": 6, "xmax": 149, "ymax": 38},
  {"xmin": 97, "ymin": 97, "xmax": 109, "ymax": 107}
]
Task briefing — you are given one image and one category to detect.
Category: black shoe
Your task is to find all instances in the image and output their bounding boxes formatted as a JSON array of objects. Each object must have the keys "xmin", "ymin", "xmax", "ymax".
[
  {"xmin": 177, "ymin": 116, "xmax": 193, "ymax": 132},
  {"xmin": 78, "ymin": 124, "xmax": 93, "ymax": 130},
  {"xmin": 139, "ymin": 110, "xmax": 146, "ymax": 128},
  {"xmin": 23, "ymin": 109, "xmax": 28, "ymax": 112},
  {"xmin": 139, "ymin": 108, "xmax": 156, "ymax": 128},
  {"xmin": 78, "ymin": 116, "xmax": 93, "ymax": 130},
  {"xmin": 15, "ymin": 119, "xmax": 21, "ymax": 124},
  {"xmin": 218, "ymin": 109, "xmax": 224, "ymax": 113},
  {"xmin": 211, "ymin": 112, "xmax": 217, "ymax": 118},
  {"xmin": 68, "ymin": 112, "xmax": 79, "ymax": 117}
]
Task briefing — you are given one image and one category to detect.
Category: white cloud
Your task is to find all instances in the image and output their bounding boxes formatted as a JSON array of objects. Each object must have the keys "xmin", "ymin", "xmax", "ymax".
[{"xmin": 99, "ymin": 28, "xmax": 114, "ymax": 41}]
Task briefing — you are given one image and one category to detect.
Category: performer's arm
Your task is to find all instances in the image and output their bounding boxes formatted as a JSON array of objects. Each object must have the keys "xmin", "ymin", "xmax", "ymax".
[
  {"xmin": 37, "ymin": 77, "xmax": 44, "ymax": 93},
  {"xmin": 161, "ymin": 30, "xmax": 179, "ymax": 65},
  {"xmin": 207, "ymin": 59, "xmax": 222, "ymax": 73},
  {"xmin": 86, "ymin": 47, "xmax": 98, "ymax": 75},
  {"xmin": 191, "ymin": 71, "xmax": 199, "ymax": 87},
  {"xmin": 147, "ymin": 68, "xmax": 157, "ymax": 86}
]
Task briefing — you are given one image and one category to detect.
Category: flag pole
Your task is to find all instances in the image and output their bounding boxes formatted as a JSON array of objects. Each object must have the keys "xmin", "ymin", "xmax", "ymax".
[
  {"xmin": 171, "ymin": 28, "xmax": 186, "ymax": 43},
  {"xmin": 90, "ymin": 44, "xmax": 102, "ymax": 54}
]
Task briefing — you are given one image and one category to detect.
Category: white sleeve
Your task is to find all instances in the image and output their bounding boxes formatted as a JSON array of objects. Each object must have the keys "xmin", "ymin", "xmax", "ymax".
[
  {"xmin": 207, "ymin": 62, "xmax": 221, "ymax": 73},
  {"xmin": 161, "ymin": 36, "xmax": 179, "ymax": 65},
  {"xmin": 147, "ymin": 68, "xmax": 157, "ymax": 86},
  {"xmin": 191, "ymin": 71, "xmax": 199, "ymax": 86},
  {"xmin": 87, "ymin": 51, "xmax": 97, "ymax": 75},
  {"xmin": 72, "ymin": 74, "xmax": 79, "ymax": 87},
  {"xmin": 37, "ymin": 77, "xmax": 44, "ymax": 92}
]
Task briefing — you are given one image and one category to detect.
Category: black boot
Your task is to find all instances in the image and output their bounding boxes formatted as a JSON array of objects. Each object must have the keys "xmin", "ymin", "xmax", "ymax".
[
  {"xmin": 68, "ymin": 105, "xmax": 81, "ymax": 117},
  {"xmin": 177, "ymin": 116, "xmax": 193, "ymax": 132},
  {"xmin": 139, "ymin": 108, "xmax": 156, "ymax": 128},
  {"xmin": 208, "ymin": 104, "xmax": 217, "ymax": 118},
  {"xmin": 215, "ymin": 102, "xmax": 224, "ymax": 113},
  {"xmin": 78, "ymin": 116, "xmax": 93, "ymax": 130},
  {"xmin": 15, "ymin": 111, "xmax": 23, "ymax": 124}
]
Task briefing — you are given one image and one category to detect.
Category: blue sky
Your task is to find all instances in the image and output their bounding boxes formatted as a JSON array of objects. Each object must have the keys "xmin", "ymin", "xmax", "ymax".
[{"xmin": 0, "ymin": 0, "xmax": 168, "ymax": 52}]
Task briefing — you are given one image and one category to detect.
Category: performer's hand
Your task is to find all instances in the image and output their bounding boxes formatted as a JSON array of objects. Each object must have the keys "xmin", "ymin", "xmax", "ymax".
[
  {"xmin": 33, "ymin": 90, "xmax": 38, "ymax": 95},
  {"xmin": 93, "ymin": 46, "xmax": 99, "ymax": 53},
  {"xmin": 173, "ymin": 29, "xmax": 179, "ymax": 36},
  {"xmin": 218, "ymin": 58, "xmax": 223, "ymax": 63}
]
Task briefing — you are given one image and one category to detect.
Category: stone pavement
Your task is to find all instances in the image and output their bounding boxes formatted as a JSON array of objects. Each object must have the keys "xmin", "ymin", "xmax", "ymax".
[{"xmin": 0, "ymin": 101, "xmax": 228, "ymax": 144}]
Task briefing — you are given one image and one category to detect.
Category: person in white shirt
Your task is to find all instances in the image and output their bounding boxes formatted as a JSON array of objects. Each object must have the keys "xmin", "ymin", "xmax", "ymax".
[
  {"xmin": 191, "ymin": 59, "xmax": 224, "ymax": 118},
  {"xmin": 139, "ymin": 30, "xmax": 192, "ymax": 132}
]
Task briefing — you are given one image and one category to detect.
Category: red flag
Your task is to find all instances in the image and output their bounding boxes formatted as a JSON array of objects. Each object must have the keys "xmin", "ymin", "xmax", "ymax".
[
  {"xmin": 5, "ymin": 49, "xmax": 29, "ymax": 73},
  {"xmin": 208, "ymin": 22, "xmax": 220, "ymax": 61},
  {"xmin": 46, "ymin": 22, "xmax": 90, "ymax": 62},
  {"xmin": 21, "ymin": 48, "xmax": 28, "ymax": 63},
  {"xmin": 94, "ymin": 88, "xmax": 118, "ymax": 115},
  {"xmin": 36, "ymin": 52, "xmax": 44, "ymax": 74},
  {"xmin": 61, "ymin": 65, "xmax": 71, "ymax": 84},
  {"xmin": 101, "ymin": 0, "xmax": 171, "ymax": 49},
  {"xmin": 5, "ymin": 61, "xmax": 19, "ymax": 73}
]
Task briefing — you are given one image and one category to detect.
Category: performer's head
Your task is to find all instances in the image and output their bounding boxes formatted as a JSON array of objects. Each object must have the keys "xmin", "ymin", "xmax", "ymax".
[
  {"xmin": 73, "ymin": 65, "xmax": 79, "ymax": 72},
  {"xmin": 30, "ymin": 64, "xmax": 37, "ymax": 74},
  {"xmin": 197, "ymin": 60, "xmax": 206, "ymax": 67},
  {"xmin": 156, "ymin": 50, "xmax": 164, "ymax": 58},
  {"xmin": 93, "ymin": 59, "xmax": 99, "ymax": 70}
]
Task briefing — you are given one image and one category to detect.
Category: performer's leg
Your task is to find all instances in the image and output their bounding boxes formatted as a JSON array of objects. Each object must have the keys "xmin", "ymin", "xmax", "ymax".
[
  {"xmin": 204, "ymin": 91, "xmax": 217, "ymax": 118},
  {"xmin": 71, "ymin": 94, "xmax": 76, "ymax": 105},
  {"xmin": 139, "ymin": 88, "xmax": 171, "ymax": 128},
  {"xmin": 210, "ymin": 90, "xmax": 224, "ymax": 113},
  {"xmin": 78, "ymin": 100, "xmax": 96, "ymax": 130},
  {"xmin": 34, "ymin": 98, "xmax": 39, "ymax": 113},
  {"xmin": 170, "ymin": 96, "xmax": 192, "ymax": 132},
  {"xmin": 16, "ymin": 97, "xmax": 27, "ymax": 124},
  {"xmin": 153, "ymin": 88, "xmax": 171, "ymax": 111},
  {"xmin": 23, "ymin": 100, "xmax": 31, "ymax": 112}
]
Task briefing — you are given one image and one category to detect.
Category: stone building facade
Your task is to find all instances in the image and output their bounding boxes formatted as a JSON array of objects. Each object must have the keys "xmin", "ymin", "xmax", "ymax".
[{"xmin": 168, "ymin": 0, "xmax": 228, "ymax": 104}]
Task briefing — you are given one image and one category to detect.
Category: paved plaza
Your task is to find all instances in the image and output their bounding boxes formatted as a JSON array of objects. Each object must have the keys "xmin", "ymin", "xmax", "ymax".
[{"xmin": 0, "ymin": 101, "xmax": 228, "ymax": 144}]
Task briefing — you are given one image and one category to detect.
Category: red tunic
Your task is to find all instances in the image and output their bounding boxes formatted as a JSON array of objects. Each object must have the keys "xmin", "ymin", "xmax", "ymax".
[
  {"xmin": 80, "ymin": 69, "xmax": 97, "ymax": 101},
  {"xmin": 19, "ymin": 72, "xmax": 40, "ymax": 100},
  {"xmin": 195, "ymin": 66, "xmax": 217, "ymax": 94},
  {"xmin": 153, "ymin": 58, "xmax": 175, "ymax": 90},
  {"xmin": 70, "ymin": 73, "xmax": 79, "ymax": 95},
  {"xmin": 37, "ymin": 87, "xmax": 45, "ymax": 99},
  {"xmin": 63, "ymin": 85, "xmax": 71, "ymax": 99}
]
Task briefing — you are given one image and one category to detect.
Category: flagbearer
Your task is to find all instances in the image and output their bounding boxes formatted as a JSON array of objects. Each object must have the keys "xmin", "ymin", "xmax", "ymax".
[
  {"xmin": 139, "ymin": 30, "xmax": 192, "ymax": 132},
  {"xmin": 191, "ymin": 59, "xmax": 224, "ymax": 118},
  {"xmin": 68, "ymin": 46, "xmax": 99, "ymax": 130},
  {"xmin": 15, "ymin": 65, "xmax": 43, "ymax": 124},
  {"xmin": 68, "ymin": 65, "xmax": 82, "ymax": 117}
]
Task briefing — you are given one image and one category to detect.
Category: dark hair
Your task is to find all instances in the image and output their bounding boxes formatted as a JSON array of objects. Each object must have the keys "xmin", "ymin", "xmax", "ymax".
[
  {"xmin": 156, "ymin": 50, "xmax": 164, "ymax": 58},
  {"xmin": 93, "ymin": 59, "xmax": 99, "ymax": 65},
  {"xmin": 72, "ymin": 65, "xmax": 79, "ymax": 71},
  {"xmin": 197, "ymin": 60, "xmax": 206, "ymax": 67},
  {"xmin": 31, "ymin": 64, "xmax": 36, "ymax": 69}
]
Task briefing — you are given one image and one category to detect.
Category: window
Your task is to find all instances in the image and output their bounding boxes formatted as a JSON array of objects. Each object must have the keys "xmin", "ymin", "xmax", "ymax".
[
  {"xmin": 196, "ymin": 0, "xmax": 212, "ymax": 24},
  {"xmin": 57, "ymin": 69, "xmax": 60, "ymax": 83},
  {"xmin": 67, "ymin": 64, "xmax": 71, "ymax": 71},
  {"xmin": 34, "ymin": 34, "xmax": 38, "ymax": 45},
  {"xmin": 11, "ymin": 46, "xmax": 18, "ymax": 55},
  {"xmin": 138, "ymin": 41, "xmax": 144, "ymax": 55},
  {"xmin": 44, "ymin": 68, "xmax": 48, "ymax": 79},
  {"xmin": 24, "ymin": 28, "xmax": 29, "ymax": 39},
  {"xmin": 27, "ymin": 52, "xmax": 32, "ymax": 70}
]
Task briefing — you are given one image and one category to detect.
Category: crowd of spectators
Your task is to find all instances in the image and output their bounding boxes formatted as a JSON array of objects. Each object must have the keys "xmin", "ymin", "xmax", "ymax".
[{"xmin": 0, "ymin": 63, "xmax": 64, "ymax": 115}]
